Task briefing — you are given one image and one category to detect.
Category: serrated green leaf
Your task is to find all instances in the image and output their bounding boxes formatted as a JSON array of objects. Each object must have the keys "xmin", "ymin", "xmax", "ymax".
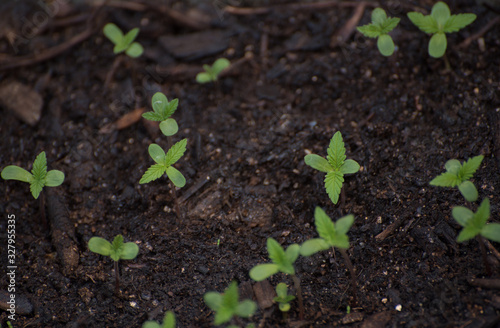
[
  {"xmin": 110, "ymin": 235, "xmax": 125, "ymax": 261},
  {"xmin": 443, "ymin": 13, "xmax": 476, "ymax": 33},
  {"xmin": 222, "ymin": 281, "xmax": 239, "ymax": 310},
  {"xmin": 428, "ymin": 32, "xmax": 447, "ymax": 58},
  {"xmin": 267, "ymin": 238, "xmax": 286, "ymax": 266},
  {"xmin": 159, "ymin": 119, "xmax": 179, "ymax": 137},
  {"xmin": 1, "ymin": 165, "xmax": 33, "ymax": 183},
  {"xmin": 249, "ymin": 263, "xmax": 279, "ymax": 281},
  {"xmin": 126, "ymin": 42, "xmax": 144, "ymax": 58},
  {"xmin": 481, "ymin": 223, "xmax": 500, "ymax": 243},
  {"xmin": 284, "ymin": 244, "xmax": 300, "ymax": 265},
  {"xmin": 407, "ymin": 12, "xmax": 439, "ymax": 34},
  {"xmin": 166, "ymin": 166, "xmax": 186, "ymax": 188},
  {"xmin": 300, "ymin": 238, "xmax": 330, "ymax": 256},
  {"xmin": 341, "ymin": 159, "xmax": 360, "ymax": 174},
  {"xmin": 196, "ymin": 72, "xmax": 212, "ymax": 84},
  {"xmin": 212, "ymin": 58, "xmax": 230, "ymax": 75},
  {"xmin": 327, "ymin": 132, "xmax": 346, "ymax": 170},
  {"xmin": 458, "ymin": 181, "xmax": 478, "ymax": 202},
  {"xmin": 30, "ymin": 179, "xmax": 44, "ymax": 199},
  {"xmin": 148, "ymin": 144, "xmax": 166, "ymax": 165},
  {"xmin": 142, "ymin": 112, "xmax": 164, "ymax": 122},
  {"xmin": 164, "ymin": 98, "xmax": 179, "ymax": 118},
  {"xmin": 304, "ymin": 154, "xmax": 332, "ymax": 173},
  {"xmin": 32, "ymin": 151, "xmax": 47, "ymax": 181},
  {"xmin": 140, "ymin": 164, "xmax": 166, "ymax": 184},
  {"xmin": 165, "ymin": 139, "xmax": 187, "ymax": 166},
  {"xmin": 123, "ymin": 28, "xmax": 140, "ymax": 47},
  {"xmin": 235, "ymin": 299, "xmax": 257, "ymax": 318},
  {"xmin": 475, "ymin": 198, "xmax": 490, "ymax": 227},
  {"xmin": 377, "ymin": 34, "xmax": 395, "ymax": 56},
  {"xmin": 431, "ymin": 2, "xmax": 451, "ymax": 28},
  {"xmin": 380, "ymin": 17, "xmax": 400, "ymax": 34},
  {"xmin": 357, "ymin": 24, "xmax": 381, "ymax": 38},
  {"xmin": 103, "ymin": 23, "xmax": 124, "ymax": 45},
  {"xmin": 325, "ymin": 170, "xmax": 344, "ymax": 204},
  {"xmin": 88, "ymin": 237, "xmax": 112, "ymax": 257},
  {"xmin": 430, "ymin": 172, "xmax": 460, "ymax": 187},
  {"xmin": 315, "ymin": 207, "xmax": 336, "ymax": 243},
  {"xmin": 371, "ymin": 8, "xmax": 387, "ymax": 25},
  {"xmin": 452, "ymin": 206, "xmax": 474, "ymax": 227},
  {"xmin": 460, "ymin": 155, "xmax": 483, "ymax": 181},
  {"xmin": 457, "ymin": 226, "xmax": 478, "ymax": 242},
  {"xmin": 336, "ymin": 214, "xmax": 355, "ymax": 235},
  {"xmin": 45, "ymin": 170, "xmax": 65, "ymax": 187},
  {"xmin": 121, "ymin": 242, "xmax": 139, "ymax": 260}
]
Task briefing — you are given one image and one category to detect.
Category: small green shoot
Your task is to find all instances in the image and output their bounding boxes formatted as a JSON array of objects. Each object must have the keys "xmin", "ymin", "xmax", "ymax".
[
  {"xmin": 357, "ymin": 8, "xmax": 400, "ymax": 56},
  {"xmin": 143, "ymin": 311, "xmax": 176, "ymax": 328},
  {"xmin": 452, "ymin": 198, "xmax": 500, "ymax": 243},
  {"xmin": 304, "ymin": 131, "xmax": 360, "ymax": 205},
  {"xmin": 274, "ymin": 283, "xmax": 295, "ymax": 314},
  {"xmin": 88, "ymin": 235, "xmax": 139, "ymax": 294},
  {"xmin": 300, "ymin": 207, "xmax": 358, "ymax": 304},
  {"xmin": 103, "ymin": 23, "xmax": 144, "ymax": 58},
  {"xmin": 407, "ymin": 2, "xmax": 476, "ymax": 58},
  {"xmin": 196, "ymin": 58, "xmax": 230, "ymax": 84},
  {"xmin": 249, "ymin": 238, "xmax": 304, "ymax": 320},
  {"xmin": 139, "ymin": 139, "xmax": 187, "ymax": 188},
  {"xmin": 142, "ymin": 92, "xmax": 179, "ymax": 137},
  {"xmin": 430, "ymin": 155, "xmax": 483, "ymax": 202},
  {"xmin": 204, "ymin": 281, "xmax": 257, "ymax": 326},
  {"xmin": 1, "ymin": 151, "xmax": 65, "ymax": 199}
]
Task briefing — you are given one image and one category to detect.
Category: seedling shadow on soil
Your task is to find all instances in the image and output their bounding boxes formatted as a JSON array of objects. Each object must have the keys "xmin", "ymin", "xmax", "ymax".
[{"xmin": 0, "ymin": 0, "xmax": 499, "ymax": 327}]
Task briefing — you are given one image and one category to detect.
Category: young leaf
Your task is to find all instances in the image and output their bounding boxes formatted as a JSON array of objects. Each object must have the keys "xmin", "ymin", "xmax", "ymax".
[
  {"xmin": 443, "ymin": 14, "xmax": 476, "ymax": 33},
  {"xmin": 45, "ymin": 170, "xmax": 65, "ymax": 187},
  {"xmin": 481, "ymin": 224, "xmax": 500, "ymax": 243},
  {"xmin": 453, "ymin": 198, "xmax": 491, "ymax": 242},
  {"xmin": 235, "ymin": 300, "xmax": 257, "ymax": 318},
  {"xmin": 140, "ymin": 164, "xmax": 166, "ymax": 184},
  {"xmin": 166, "ymin": 166, "xmax": 186, "ymax": 188},
  {"xmin": 165, "ymin": 139, "xmax": 187, "ymax": 166},
  {"xmin": 31, "ymin": 151, "xmax": 48, "ymax": 181},
  {"xmin": 121, "ymin": 242, "xmax": 140, "ymax": 260},
  {"xmin": 299, "ymin": 238, "xmax": 330, "ymax": 256},
  {"xmin": 327, "ymin": 131, "xmax": 346, "ymax": 170},
  {"xmin": 304, "ymin": 154, "xmax": 332, "ymax": 173},
  {"xmin": 377, "ymin": 34, "xmax": 395, "ymax": 57},
  {"xmin": 341, "ymin": 159, "xmax": 360, "ymax": 175},
  {"xmin": 110, "ymin": 235, "xmax": 125, "ymax": 261},
  {"xmin": 212, "ymin": 58, "xmax": 230, "ymax": 75},
  {"xmin": 88, "ymin": 237, "xmax": 113, "ymax": 257},
  {"xmin": 267, "ymin": 238, "xmax": 287, "ymax": 268},
  {"xmin": 204, "ymin": 281, "xmax": 256, "ymax": 325},
  {"xmin": 429, "ymin": 172, "xmax": 460, "ymax": 187},
  {"xmin": 148, "ymin": 144, "xmax": 166, "ymax": 165},
  {"xmin": 407, "ymin": 12, "xmax": 438, "ymax": 34},
  {"xmin": 103, "ymin": 23, "xmax": 124, "ymax": 45},
  {"xmin": 460, "ymin": 155, "xmax": 484, "ymax": 181},
  {"xmin": 1, "ymin": 166, "xmax": 33, "ymax": 183},
  {"xmin": 30, "ymin": 179, "xmax": 45, "ymax": 199},
  {"xmin": 142, "ymin": 311, "xmax": 176, "ymax": 328},
  {"xmin": 123, "ymin": 28, "xmax": 140, "ymax": 48},
  {"xmin": 126, "ymin": 42, "xmax": 144, "ymax": 58},
  {"xmin": 159, "ymin": 119, "xmax": 179, "ymax": 137},
  {"xmin": 325, "ymin": 170, "xmax": 344, "ymax": 205},
  {"xmin": 152, "ymin": 92, "xmax": 168, "ymax": 116},
  {"xmin": 428, "ymin": 32, "xmax": 447, "ymax": 58},
  {"xmin": 249, "ymin": 263, "xmax": 280, "ymax": 281},
  {"xmin": 431, "ymin": 1, "xmax": 450, "ymax": 26},
  {"xmin": 458, "ymin": 181, "xmax": 478, "ymax": 202}
]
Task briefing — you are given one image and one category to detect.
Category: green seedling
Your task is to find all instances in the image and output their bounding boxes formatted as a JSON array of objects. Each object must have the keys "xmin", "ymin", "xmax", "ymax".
[
  {"xmin": 1, "ymin": 151, "xmax": 64, "ymax": 200},
  {"xmin": 139, "ymin": 139, "xmax": 187, "ymax": 188},
  {"xmin": 407, "ymin": 2, "xmax": 476, "ymax": 58},
  {"xmin": 304, "ymin": 131, "xmax": 360, "ymax": 205},
  {"xmin": 103, "ymin": 23, "xmax": 144, "ymax": 58},
  {"xmin": 204, "ymin": 281, "xmax": 257, "ymax": 327},
  {"xmin": 249, "ymin": 238, "xmax": 304, "ymax": 320},
  {"xmin": 357, "ymin": 8, "xmax": 400, "ymax": 56},
  {"xmin": 196, "ymin": 58, "xmax": 230, "ymax": 84},
  {"xmin": 142, "ymin": 92, "xmax": 179, "ymax": 137},
  {"xmin": 452, "ymin": 198, "xmax": 500, "ymax": 275},
  {"xmin": 88, "ymin": 235, "xmax": 139, "ymax": 294},
  {"xmin": 274, "ymin": 283, "xmax": 295, "ymax": 320},
  {"xmin": 430, "ymin": 155, "xmax": 483, "ymax": 202},
  {"xmin": 300, "ymin": 207, "xmax": 358, "ymax": 304},
  {"xmin": 143, "ymin": 311, "xmax": 176, "ymax": 328}
]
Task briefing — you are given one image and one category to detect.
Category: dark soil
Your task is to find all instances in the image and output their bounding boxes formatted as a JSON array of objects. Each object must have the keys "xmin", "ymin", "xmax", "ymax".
[{"xmin": 1, "ymin": 1, "xmax": 500, "ymax": 327}]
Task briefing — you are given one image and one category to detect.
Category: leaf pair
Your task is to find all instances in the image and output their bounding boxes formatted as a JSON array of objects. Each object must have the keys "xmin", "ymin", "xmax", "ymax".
[
  {"xmin": 300, "ymin": 207, "xmax": 354, "ymax": 256},
  {"xmin": 140, "ymin": 139, "xmax": 187, "ymax": 187},
  {"xmin": 142, "ymin": 92, "xmax": 179, "ymax": 136},
  {"xmin": 304, "ymin": 131, "xmax": 360, "ymax": 205},
  {"xmin": 452, "ymin": 198, "xmax": 500, "ymax": 243},
  {"xmin": 88, "ymin": 235, "xmax": 139, "ymax": 262},
  {"xmin": 430, "ymin": 155, "xmax": 483, "ymax": 202},
  {"xmin": 196, "ymin": 58, "xmax": 230, "ymax": 84},
  {"xmin": 357, "ymin": 8, "xmax": 400, "ymax": 56},
  {"xmin": 143, "ymin": 311, "xmax": 176, "ymax": 328},
  {"xmin": 407, "ymin": 2, "xmax": 476, "ymax": 58},
  {"xmin": 1, "ymin": 151, "xmax": 65, "ymax": 199},
  {"xmin": 273, "ymin": 283, "xmax": 295, "ymax": 312},
  {"xmin": 249, "ymin": 238, "xmax": 300, "ymax": 281},
  {"xmin": 103, "ymin": 23, "xmax": 144, "ymax": 58},
  {"xmin": 204, "ymin": 281, "xmax": 257, "ymax": 326}
]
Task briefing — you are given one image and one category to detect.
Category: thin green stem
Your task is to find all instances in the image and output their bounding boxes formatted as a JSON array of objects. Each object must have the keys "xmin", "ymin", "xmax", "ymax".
[
  {"xmin": 291, "ymin": 274, "xmax": 304, "ymax": 321},
  {"xmin": 338, "ymin": 248, "xmax": 358, "ymax": 306},
  {"xmin": 166, "ymin": 136, "xmax": 183, "ymax": 219}
]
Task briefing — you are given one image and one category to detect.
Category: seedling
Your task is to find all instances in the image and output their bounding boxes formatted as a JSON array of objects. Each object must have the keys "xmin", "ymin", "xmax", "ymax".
[
  {"xmin": 273, "ymin": 283, "xmax": 295, "ymax": 320},
  {"xmin": 357, "ymin": 8, "xmax": 400, "ymax": 56},
  {"xmin": 103, "ymin": 23, "xmax": 144, "ymax": 58},
  {"xmin": 142, "ymin": 92, "xmax": 179, "ymax": 137},
  {"xmin": 304, "ymin": 131, "xmax": 360, "ymax": 205},
  {"xmin": 204, "ymin": 281, "xmax": 257, "ymax": 327},
  {"xmin": 249, "ymin": 238, "xmax": 304, "ymax": 320},
  {"xmin": 429, "ymin": 155, "xmax": 483, "ymax": 202},
  {"xmin": 300, "ymin": 207, "xmax": 358, "ymax": 304},
  {"xmin": 196, "ymin": 58, "xmax": 230, "ymax": 84},
  {"xmin": 88, "ymin": 235, "xmax": 139, "ymax": 294},
  {"xmin": 452, "ymin": 198, "xmax": 500, "ymax": 275},
  {"xmin": 1, "ymin": 151, "xmax": 64, "ymax": 199},
  {"xmin": 407, "ymin": 2, "xmax": 476, "ymax": 58},
  {"xmin": 140, "ymin": 139, "xmax": 187, "ymax": 188},
  {"xmin": 143, "ymin": 311, "xmax": 176, "ymax": 328}
]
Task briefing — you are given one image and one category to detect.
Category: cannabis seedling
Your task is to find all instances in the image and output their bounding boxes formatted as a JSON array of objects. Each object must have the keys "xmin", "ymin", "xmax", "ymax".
[
  {"xmin": 452, "ymin": 198, "xmax": 500, "ymax": 275},
  {"xmin": 407, "ymin": 2, "xmax": 476, "ymax": 58},
  {"xmin": 357, "ymin": 8, "xmax": 400, "ymax": 56},
  {"xmin": 143, "ymin": 311, "xmax": 176, "ymax": 328},
  {"xmin": 142, "ymin": 92, "xmax": 179, "ymax": 137},
  {"xmin": 249, "ymin": 238, "xmax": 304, "ymax": 320},
  {"xmin": 204, "ymin": 281, "xmax": 257, "ymax": 327},
  {"xmin": 103, "ymin": 23, "xmax": 144, "ymax": 58},
  {"xmin": 430, "ymin": 155, "xmax": 483, "ymax": 202},
  {"xmin": 196, "ymin": 58, "xmax": 230, "ymax": 84},
  {"xmin": 304, "ymin": 131, "xmax": 360, "ymax": 205},
  {"xmin": 88, "ymin": 235, "xmax": 139, "ymax": 294},
  {"xmin": 140, "ymin": 139, "xmax": 187, "ymax": 188},
  {"xmin": 300, "ymin": 207, "xmax": 358, "ymax": 304},
  {"xmin": 273, "ymin": 283, "xmax": 295, "ymax": 320}
]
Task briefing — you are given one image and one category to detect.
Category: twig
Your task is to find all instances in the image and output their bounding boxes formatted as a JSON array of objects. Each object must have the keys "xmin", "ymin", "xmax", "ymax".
[
  {"xmin": 375, "ymin": 218, "xmax": 405, "ymax": 242},
  {"xmin": 458, "ymin": 16, "xmax": 500, "ymax": 49},
  {"xmin": 224, "ymin": 1, "xmax": 378, "ymax": 15},
  {"xmin": 485, "ymin": 239, "xmax": 500, "ymax": 262},
  {"xmin": 291, "ymin": 275, "xmax": 304, "ymax": 321},
  {"xmin": 330, "ymin": 2, "xmax": 366, "ymax": 48},
  {"xmin": 477, "ymin": 235, "xmax": 492, "ymax": 276}
]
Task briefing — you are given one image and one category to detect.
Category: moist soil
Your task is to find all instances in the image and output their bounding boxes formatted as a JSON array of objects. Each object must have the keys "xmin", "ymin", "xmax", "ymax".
[{"xmin": 1, "ymin": 1, "xmax": 500, "ymax": 327}]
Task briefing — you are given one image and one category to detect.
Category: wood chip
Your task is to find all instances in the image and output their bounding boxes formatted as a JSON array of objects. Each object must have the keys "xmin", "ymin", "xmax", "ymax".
[{"xmin": 0, "ymin": 81, "xmax": 43, "ymax": 126}]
